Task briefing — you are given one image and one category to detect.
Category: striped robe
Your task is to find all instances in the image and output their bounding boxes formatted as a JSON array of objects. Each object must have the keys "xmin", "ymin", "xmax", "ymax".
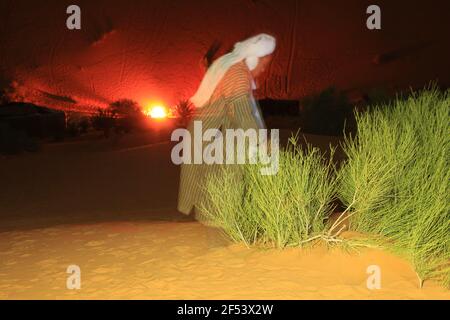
[{"xmin": 177, "ymin": 61, "xmax": 265, "ymax": 215}]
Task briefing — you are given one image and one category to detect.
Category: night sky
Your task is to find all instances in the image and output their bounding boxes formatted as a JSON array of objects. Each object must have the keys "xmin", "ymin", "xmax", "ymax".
[{"xmin": 0, "ymin": 0, "xmax": 449, "ymax": 112}]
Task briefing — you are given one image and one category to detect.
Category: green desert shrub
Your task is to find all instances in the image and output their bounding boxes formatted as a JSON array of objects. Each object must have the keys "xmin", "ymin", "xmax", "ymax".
[
  {"xmin": 199, "ymin": 137, "xmax": 338, "ymax": 248},
  {"xmin": 338, "ymin": 87, "xmax": 450, "ymax": 288}
]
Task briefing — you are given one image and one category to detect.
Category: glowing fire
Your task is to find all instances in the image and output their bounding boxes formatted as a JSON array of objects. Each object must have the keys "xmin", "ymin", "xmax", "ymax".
[{"xmin": 145, "ymin": 105, "xmax": 168, "ymax": 119}]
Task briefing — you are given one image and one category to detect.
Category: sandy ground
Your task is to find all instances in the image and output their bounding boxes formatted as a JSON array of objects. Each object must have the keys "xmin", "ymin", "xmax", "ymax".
[
  {"xmin": 0, "ymin": 132, "xmax": 448, "ymax": 299},
  {"xmin": 0, "ymin": 221, "xmax": 449, "ymax": 300}
]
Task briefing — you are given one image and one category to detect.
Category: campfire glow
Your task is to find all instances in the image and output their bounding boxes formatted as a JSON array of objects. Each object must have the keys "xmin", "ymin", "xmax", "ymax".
[{"xmin": 145, "ymin": 105, "xmax": 168, "ymax": 119}]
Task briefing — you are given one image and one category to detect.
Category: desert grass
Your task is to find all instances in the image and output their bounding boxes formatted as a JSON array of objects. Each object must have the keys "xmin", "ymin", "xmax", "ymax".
[
  {"xmin": 338, "ymin": 86, "xmax": 450, "ymax": 288},
  {"xmin": 197, "ymin": 87, "xmax": 449, "ymax": 289},
  {"xmin": 198, "ymin": 136, "xmax": 339, "ymax": 248}
]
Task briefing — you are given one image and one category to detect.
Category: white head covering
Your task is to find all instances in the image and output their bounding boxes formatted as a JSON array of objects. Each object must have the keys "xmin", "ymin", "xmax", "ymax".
[{"xmin": 190, "ymin": 33, "xmax": 276, "ymax": 108}]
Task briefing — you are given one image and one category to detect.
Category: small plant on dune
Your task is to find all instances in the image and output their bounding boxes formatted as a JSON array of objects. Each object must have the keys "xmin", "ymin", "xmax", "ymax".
[
  {"xmin": 338, "ymin": 86, "xmax": 450, "ymax": 288},
  {"xmin": 173, "ymin": 99, "xmax": 195, "ymax": 127},
  {"xmin": 198, "ymin": 136, "xmax": 339, "ymax": 248}
]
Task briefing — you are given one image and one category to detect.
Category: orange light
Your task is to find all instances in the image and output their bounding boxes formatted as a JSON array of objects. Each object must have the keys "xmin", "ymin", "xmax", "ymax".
[{"xmin": 146, "ymin": 105, "xmax": 168, "ymax": 119}]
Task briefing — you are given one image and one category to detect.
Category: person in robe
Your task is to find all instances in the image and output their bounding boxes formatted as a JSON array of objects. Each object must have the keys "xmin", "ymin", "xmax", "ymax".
[{"xmin": 178, "ymin": 33, "xmax": 276, "ymax": 217}]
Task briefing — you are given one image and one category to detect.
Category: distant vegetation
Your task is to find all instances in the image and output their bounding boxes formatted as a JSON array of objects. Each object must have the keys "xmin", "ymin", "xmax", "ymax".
[
  {"xmin": 173, "ymin": 99, "xmax": 195, "ymax": 127},
  {"xmin": 64, "ymin": 113, "xmax": 90, "ymax": 138},
  {"xmin": 90, "ymin": 108, "xmax": 115, "ymax": 138},
  {"xmin": 91, "ymin": 99, "xmax": 145, "ymax": 138},
  {"xmin": 262, "ymin": 87, "xmax": 398, "ymax": 136},
  {"xmin": 298, "ymin": 87, "xmax": 354, "ymax": 135}
]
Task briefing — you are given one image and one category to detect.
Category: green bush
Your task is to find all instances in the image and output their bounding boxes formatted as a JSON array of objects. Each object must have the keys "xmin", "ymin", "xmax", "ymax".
[
  {"xmin": 338, "ymin": 87, "xmax": 450, "ymax": 288},
  {"xmin": 199, "ymin": 137, "xmax": 338, "ymax": 248}
]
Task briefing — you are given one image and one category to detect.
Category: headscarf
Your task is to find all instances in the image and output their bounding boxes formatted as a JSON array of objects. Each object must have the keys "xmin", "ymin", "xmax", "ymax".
[{"xmin": 190, "ymin": 33, "xmax": 276, "ymax": 108}]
